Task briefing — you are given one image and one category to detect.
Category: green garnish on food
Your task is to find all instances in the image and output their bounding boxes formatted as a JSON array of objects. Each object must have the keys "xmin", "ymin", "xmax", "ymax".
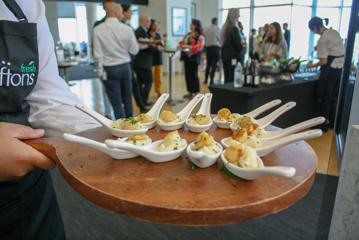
[{"xmin": 220, "ymin": 165, "xmax": 236, "ymax": 179}]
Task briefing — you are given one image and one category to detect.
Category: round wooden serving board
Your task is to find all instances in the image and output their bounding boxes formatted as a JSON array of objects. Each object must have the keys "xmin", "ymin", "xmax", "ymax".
[{"xmin": 27, "ymin": 126, "xmax": 317, "ymax": 226}]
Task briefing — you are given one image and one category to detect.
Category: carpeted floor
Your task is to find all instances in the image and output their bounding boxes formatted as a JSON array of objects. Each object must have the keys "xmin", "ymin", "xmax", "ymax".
[{"xmin": 52, "ymin": 171, "xmax": 338, "ymax": 240}]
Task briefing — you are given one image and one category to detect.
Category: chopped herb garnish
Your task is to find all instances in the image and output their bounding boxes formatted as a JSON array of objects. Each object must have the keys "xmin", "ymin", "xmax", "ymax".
[
  {"xmin": 219, "ymin": 165, "xmax": 236, "ymax": 179},
  {"xmin": 189, "ymin": 161, "xmax": 198, "ymax": 170}
]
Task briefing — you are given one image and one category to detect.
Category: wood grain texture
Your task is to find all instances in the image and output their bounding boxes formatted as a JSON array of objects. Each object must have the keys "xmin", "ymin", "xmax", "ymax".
[{"xmin": 27, "ymin": 126, "xmax": 317, "ymax": 226}]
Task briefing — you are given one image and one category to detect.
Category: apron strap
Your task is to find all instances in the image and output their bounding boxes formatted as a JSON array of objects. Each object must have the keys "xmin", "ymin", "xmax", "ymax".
[{"xmin": 2, "ymin": 0, "xmax": 28, "ymax": 22}]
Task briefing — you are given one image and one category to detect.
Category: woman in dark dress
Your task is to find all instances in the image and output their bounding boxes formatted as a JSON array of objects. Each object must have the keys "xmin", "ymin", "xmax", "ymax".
[
  {"xmin": 179, "ymin": 19, "xmax": 205, "ymax": 98},
  {"xmin": 221, "ymin": 8, "xmax": 243, "ymax": 83}
]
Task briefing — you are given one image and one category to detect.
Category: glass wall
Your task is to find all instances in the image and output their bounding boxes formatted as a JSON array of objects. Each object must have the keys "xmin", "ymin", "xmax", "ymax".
[{"xmin": 221, "ymin": 0, "xmax": 353, "ymax": 59}]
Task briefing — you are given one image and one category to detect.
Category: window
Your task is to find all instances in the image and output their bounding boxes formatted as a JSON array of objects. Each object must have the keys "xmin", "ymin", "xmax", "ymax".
[
  {"xmin": 340, "ymin": 8, "xmax": 352, "ymax": 39},
  {"xmin": 96, "ymin": 4, "xmax": 106, "ymax": 20},
  {"xmin": 130, "ymin": 6, "xmax": 139, "ymax": 29},
  {"xmin": 58, "ymin": 4, "xmax": 88, "ymax": 46},
  {"xmin": 220, "ymin": 0, "xmax": 352, "ymax": 59},
  {"xmin": 254, "ymin": 0, "xmax": 292, "ymax": 6},
  {"xmin": 223, "ymin": 0, "xmax": 250, "ymax": 9},
  {"xmin": 317, "ymin": 0, "xmax": 342, "ymax": 7},
  {"xmin": 291, "ymin": 6, "xmax": 312, "ymax": 58},
  {"xmin": 293, "ymin": 0, "xmax": 313, "ymax": 5},
  {"xmin": 58, "ymin": 18, "xmax": 78, "ymax": 44},
  {"xmin": 317, "ymin": 7, "xmax": 341, "ymax": 29},
  {"xmin": 253, "ymin": 6, "xmax": 292, "ymax": 29}
]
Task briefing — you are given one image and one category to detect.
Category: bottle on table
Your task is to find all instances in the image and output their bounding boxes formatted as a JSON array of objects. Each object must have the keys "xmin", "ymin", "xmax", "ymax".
[
  {"xmin": 245, "ymin": 59, "xmax": 252, "ymax": 87},
  {"xmin": 253, "ymin": 60, "xmax": 260, "ymax": 87},
  {"xmin": 234, "ymin": 62, "xmax": 243, "ymax": 88}
]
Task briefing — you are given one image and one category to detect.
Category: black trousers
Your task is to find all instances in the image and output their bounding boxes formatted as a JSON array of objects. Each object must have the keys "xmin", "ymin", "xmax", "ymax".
[
  {"xmin": 317, "ymin": 67, "xmax": 342, "ymax": 127},
  {"xmin": 223, "ymin": 60, "xmax": 235, "ymax": 83},
  {"xmin": 184, "ymin": 60, "xmax": 200, "ymax": 94},
  {"xmin": 0, "ymin": 170, "xmax": 65, "ymax": 240},
  {"xmin": 131, "ymin": 72, "xmax": 146, "ymax": 111},
  {"xmin": 134, "ymin": 68, "xmax": 153, "ymax": 104},
  {"xmin": 205, "ymin": 46, "xmax": 220, "ymax": 84},
  {"xmin": 105, "ymin": 63, "xmax": 133, "ymax": 119}
]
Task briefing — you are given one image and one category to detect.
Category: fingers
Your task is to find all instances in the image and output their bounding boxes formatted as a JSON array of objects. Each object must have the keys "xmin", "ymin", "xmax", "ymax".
[
  {"xmin": 20, "ymin": 142, "xmax": 55, "ymax": 170},
  {"xmin": 0, "ymin": 122, "xmax": 45, "ymax": 140},
  {"xmin": 13, "ymin": 128, "xmax": 45, "ymax": 140}
]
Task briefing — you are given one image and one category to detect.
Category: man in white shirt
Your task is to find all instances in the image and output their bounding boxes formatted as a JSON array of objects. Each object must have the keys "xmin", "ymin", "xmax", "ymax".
[
  {"xmin": 0, "ymin": 0, "xmax": 100, "ymax": 238},
  {"xmin": 204, "ymin": 17, "xmax": 221, "ymax": 85},
  {"xmin": 93, "ymin": 2, "xmax": 139, "ymax": 118}
]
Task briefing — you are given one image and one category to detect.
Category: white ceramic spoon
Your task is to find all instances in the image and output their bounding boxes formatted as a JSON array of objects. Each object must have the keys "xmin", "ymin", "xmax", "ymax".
[
  {"xmin": 245, "ymin": 99, "xmax": 282, "ymax": 118},
  {"xmin": 141, "ymin": 93, "xmax": 169, "ymax": 129},
  {"xmin": 221, "ymin": 153, "xmax": 296, "ymax": 180},
  {"xmin": 105, "ymin": 138, "xmax": 187, "ymax": 163},
  {"xmin": 76, "ymin": 105, "xmax": 148, "ymax": 138},
  {"xmin": 255, "ymin": 101, "xmax": 297, "ymax": 127},
  {"xmin": 221, "ymin": 129, "xmax": 322, "ymax": 156},
  {"xmin": 213, "ymin": 99, "xmax": 282, "ymax": 129},
  {"xmin": 260, "ymin": 117, "xmax": 325, "ymax": 140},
  {"xmin": 186, "ymin": 141, "xmax": 223, "ymax": 168},
  {"xmin": 157, "ymin": 94, "xmax": 204, "ymax": 131},
  {"xmin": 256, "ymin": 129, "xmax": 322, "ymax": 156},
  {"xmin": 185, "ymin": 93, "xmax": 213, "ymax": 132},
  {"xmin": 229, "ymin": 101, "xmax": 297, "ymax": 131},
  {"xmin": 63, "ymin": 133, "xmax": 139, "ymax": 159}
]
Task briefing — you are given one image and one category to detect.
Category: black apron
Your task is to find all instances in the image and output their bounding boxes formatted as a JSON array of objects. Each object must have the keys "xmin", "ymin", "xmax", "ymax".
[
  {"xmin": 0, "ymin": 1, "xmax": 65, "ymax": 239},
  {"xmin": 316, "ymin": 54, "xmax": 343, "ymax": 126}
]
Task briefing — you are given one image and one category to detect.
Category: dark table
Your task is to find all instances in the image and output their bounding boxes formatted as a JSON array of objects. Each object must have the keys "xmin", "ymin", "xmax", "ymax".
[{"xmin": 209, "ymin": 73, "xmax": 319, "ymax": 128}]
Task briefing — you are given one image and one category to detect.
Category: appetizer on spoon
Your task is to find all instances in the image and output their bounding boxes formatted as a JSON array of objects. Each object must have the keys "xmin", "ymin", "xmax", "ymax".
[
  {"xmin": 136, "ymin": 93, "xmax": 169, "ymax": 129},
  {"xmin": 76, "ymin": 94, "xmax": 169, "ymax": 137},
  {"xmin": 187, "ymin": 131, "xmax": 223, "ymax": 168},
  {"xmin": 63, "ymin": 133, "xmax": 152, "ymax": 159},
  {"xmin": 221, "ymin": 142, "xmax": 296, "ymax": 180},
  {"xmin": 213, "ymin": 99, "xmax": 282, "ymax": 129},
  {"xmin": 185, "ymin": 93, "xmax": 213, "ymax": 132},
  {"xmin": 229, "ymin": 102, "xmax": 297, "ymax": 133},
  {"xmin": 221, "ymin": 129, "xmax": 322, "ymax": 156},
  {"xmin": 76, "ymin": 105, "xmax": 148, "ymax": 138},
  {"xmin": 105, "ymin": 131, "xmax": 187, "ymax": 163},
  {"xmin": 157, "ymin": 94, "xmax": 204, "ymax": 131}
]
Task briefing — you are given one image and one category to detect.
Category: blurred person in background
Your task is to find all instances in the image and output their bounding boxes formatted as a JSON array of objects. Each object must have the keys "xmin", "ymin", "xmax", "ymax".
[
  {"xmin": 122, "ymin": 4, "xmax": 148, "ymax": 112},
  {"xmin": 283, "ymin": 22, "xmax": 291, "ymax": 51},
  {"xmin": 221, "ymin": 8, "xmax": 243, "ymax": 83},
  {"xmin": 204, "ymin": 17, "xmax": 221, "ymax": 85},
  {"xmin": 307, "ymin": 17, "xmax": 345, "ymax": 131},
  {"xmin": 134, "ymin": 15, "xmax": 156, "ymax": 105},
  {"xmin": 238, "ymin": 21, "xmax": 247, "ymax": 66},
  {"xmin": 249, "ymin": 28, "xmax": 257, "ymax": 59},
  {"xmin": 260, "ymin": 22, "xmax": 288, "ymax": 62},
  {"xmin": 149, "ymin": 19, "xmax": 164, "ymax": 97},
  {"xmin": 179, "ymin": 19, "xmax": 205, "ymax": 98},
  {"xmin": 93, "ymin": 3, "xmax": 139, "ymax": 118}
]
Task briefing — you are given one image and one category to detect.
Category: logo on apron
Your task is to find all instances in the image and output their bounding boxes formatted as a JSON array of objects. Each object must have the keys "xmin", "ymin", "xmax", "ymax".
[{"xmin": 0, "ymin": 60, "xmax": 36, "ymax": 87}]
